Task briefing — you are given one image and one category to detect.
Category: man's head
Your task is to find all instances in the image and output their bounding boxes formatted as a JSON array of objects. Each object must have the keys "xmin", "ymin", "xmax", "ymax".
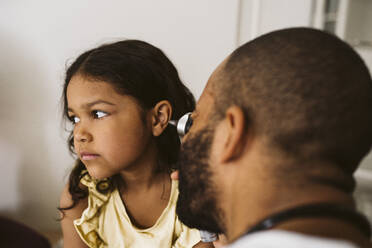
[{"xmin": 176, "ymin": 28, "xmax": 372, "ymax": 236}]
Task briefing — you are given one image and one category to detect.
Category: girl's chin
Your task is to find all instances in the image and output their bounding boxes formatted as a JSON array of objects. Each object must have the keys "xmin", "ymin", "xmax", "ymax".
[{"xmin": 86, "ymin": 166, "xmax": 114, "ymax": 180}]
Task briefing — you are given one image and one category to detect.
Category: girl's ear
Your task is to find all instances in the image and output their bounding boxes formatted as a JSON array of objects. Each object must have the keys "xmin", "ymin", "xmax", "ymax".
[{"xmin": 152, "ymin": 100, "xmax": 172, "ymax": 136}]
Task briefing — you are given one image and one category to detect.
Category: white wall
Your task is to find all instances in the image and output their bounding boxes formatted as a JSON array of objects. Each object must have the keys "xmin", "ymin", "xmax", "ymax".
[{"xmin": 0, "ymin": 0, "xmax": 239, "ymax": 231}]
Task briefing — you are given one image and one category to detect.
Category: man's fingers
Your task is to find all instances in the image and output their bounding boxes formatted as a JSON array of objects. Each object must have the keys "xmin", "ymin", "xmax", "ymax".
[{"xmin": 171, "ymin": 171, "xmax": 179, "ymax": 180}]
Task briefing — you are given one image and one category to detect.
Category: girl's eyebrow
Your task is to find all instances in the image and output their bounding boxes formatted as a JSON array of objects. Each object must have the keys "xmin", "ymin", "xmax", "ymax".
[
  {"xmin": 84, "ymin": 100, "xmax": 115, "ymax": 108},
  {"xmin": 68, "ymin": 100, "xmax": 116, "ymax": 112}
]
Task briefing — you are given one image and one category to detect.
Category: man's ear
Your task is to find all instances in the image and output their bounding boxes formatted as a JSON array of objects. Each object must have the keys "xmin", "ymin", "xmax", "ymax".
[
  {"xmin": 219, "ymin": 106, "xmax": 248, "ymax": 163},
  {"xmin": 151, "ymin": 100, "xmax": 172, "ymax": 137}
]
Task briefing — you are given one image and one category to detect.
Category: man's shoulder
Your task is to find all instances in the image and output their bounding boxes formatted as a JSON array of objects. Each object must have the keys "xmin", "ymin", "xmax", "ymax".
[{"xmin": 226, "ymin": 231, "xmax": 359, "ymax": 248}]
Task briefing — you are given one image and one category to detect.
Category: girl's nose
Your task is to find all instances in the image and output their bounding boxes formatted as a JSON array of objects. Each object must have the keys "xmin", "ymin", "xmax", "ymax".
[{"xmin": 74, "ymin": 125, "xmax": 92, "ymax": 143}]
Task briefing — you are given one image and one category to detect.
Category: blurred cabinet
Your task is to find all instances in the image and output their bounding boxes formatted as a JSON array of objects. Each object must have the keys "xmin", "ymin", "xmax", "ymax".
[
  {"xmin": 312, "ymin": 0, "xmax": 372, "ymax": 73},
  {"xmin": 238, "ymin": 0, "xmax": 372, "ymax": 68},
  {"xmin": 313, "ymin": 0, "xmax": 372, "ymax": 48},
  {"xmin": 237, "ymin": 0, "xmax": 313, "ymax": 45}
]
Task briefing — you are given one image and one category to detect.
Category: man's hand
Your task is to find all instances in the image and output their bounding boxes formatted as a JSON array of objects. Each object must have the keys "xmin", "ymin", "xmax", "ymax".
[{"xmin": 193, "ymin": 241, "xmax": 215, "ymax": 248}]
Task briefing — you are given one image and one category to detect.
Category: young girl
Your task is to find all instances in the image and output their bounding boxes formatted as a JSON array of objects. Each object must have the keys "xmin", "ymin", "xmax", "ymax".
[{"xmin": 59, "ymin": 40, "xmax": 214, "ymax": 248}]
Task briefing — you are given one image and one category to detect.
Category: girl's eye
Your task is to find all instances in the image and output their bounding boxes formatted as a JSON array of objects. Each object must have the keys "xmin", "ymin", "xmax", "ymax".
[
  {"xmin": 69, "ymin": 116, "xmax": 80, "ymax": 124},
  {"xmin": 92, "ymin": 110, "xmax": 108, "ymax": 119}
]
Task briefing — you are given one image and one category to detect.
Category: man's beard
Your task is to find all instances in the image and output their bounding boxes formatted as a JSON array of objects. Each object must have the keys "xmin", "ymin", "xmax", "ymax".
[{"xmin": 176, "ymin": 127, "xmax": 225, "ymax": 234}]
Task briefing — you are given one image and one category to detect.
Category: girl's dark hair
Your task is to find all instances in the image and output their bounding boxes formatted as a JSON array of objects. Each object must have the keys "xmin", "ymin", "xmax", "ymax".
[{"xmin": 59, "ymin": 40, "xmax": 195, "ymax": 211}]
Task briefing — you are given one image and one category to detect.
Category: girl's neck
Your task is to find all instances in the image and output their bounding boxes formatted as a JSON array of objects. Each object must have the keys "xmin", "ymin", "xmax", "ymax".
[
  {"xmin": 116, "ymin": 138, "xmax": 168, "ymax": 191},
  {"xmin": 119, "ymin": 168, "xmax": 168, "ymax": 191},
  {"xmin": 118, "ymin": 152, "xmax": 169, "ymax": 192}
]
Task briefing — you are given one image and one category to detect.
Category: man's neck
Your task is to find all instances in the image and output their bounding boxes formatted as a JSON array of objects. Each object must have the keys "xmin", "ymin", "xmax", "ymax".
[
  {"xmin": 225, "ymin": 184, "xmax": 356, "ymax": 242},
  {"xmin": 277, "ymin": 217, "xmax": 372, "ymax": 248}
]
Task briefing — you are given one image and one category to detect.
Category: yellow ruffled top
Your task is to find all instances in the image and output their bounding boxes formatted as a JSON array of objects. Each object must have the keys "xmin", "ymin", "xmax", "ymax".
[{"xmin": 73, "ymin": 173, "xmax": 201, "ymax": 248}]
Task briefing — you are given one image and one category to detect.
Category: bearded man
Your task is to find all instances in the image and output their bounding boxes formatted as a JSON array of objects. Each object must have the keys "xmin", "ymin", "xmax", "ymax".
[{"xmin": 175, "ymin": 28, "xmax": 372, "ymax": 248}]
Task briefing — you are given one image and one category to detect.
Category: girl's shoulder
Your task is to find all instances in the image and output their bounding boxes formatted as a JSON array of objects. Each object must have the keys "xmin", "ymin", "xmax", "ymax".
[
  {"xmin": 59, "ymin": 182, "xmax": 89, "ymax": 248},
  {"xmin": 59, "ymin": 182, "xmax": 88, "ymax": 217}
]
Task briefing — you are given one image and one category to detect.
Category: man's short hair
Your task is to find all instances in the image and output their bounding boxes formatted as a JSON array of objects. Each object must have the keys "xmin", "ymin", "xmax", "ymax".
[{"xmin": 215, "ymin": 28, "xmax": 372, "ymax": 174}]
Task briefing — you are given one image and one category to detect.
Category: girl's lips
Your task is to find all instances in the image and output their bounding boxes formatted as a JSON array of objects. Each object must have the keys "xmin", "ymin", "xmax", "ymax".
[{"xmin": 80, "ymin": 152, "xmax": 100, "ymax": 161}]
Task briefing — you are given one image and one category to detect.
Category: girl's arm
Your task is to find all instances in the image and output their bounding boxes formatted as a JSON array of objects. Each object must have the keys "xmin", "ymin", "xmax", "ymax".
[{"xmin": 59, "ymin": 183, "xmax": 89, "ymax": 248}]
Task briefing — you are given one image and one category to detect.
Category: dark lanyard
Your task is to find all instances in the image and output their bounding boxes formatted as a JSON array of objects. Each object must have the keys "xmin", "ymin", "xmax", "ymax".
[{"xmin": 245, "ymin": 203, "xmax": 371, "ymax": 238}]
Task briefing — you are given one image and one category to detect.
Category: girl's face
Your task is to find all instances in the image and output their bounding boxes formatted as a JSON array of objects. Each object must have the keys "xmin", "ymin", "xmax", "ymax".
[{"xmin": 66, "ymin": 75, "xmax": 155, "ymax": 179}]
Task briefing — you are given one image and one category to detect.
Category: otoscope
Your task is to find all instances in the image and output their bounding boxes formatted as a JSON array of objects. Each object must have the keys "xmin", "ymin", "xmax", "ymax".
[{"xmin": 169, "ymin": 112, "xmax": 193, "ymax": 137}]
